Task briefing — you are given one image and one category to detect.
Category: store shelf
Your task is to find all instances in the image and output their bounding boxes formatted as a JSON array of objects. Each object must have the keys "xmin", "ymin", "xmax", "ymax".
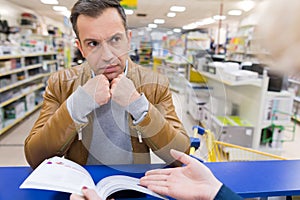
[
  {"xmin": 267, "ymin": 90, "xmax": 293, "ymax": 98},
  {"xmin": 0, "ymin": 64, "xmax": 43, "ymax": 77},
  {"xmin": 200, "ymin": 71, "xmax": 262, "ymax": 87},
  {"xmin": 0, "ymin": 83, "xmax": 44, "ymax": 108},
  {"xmin": 292, "ymin": 114, "xmax": 300, "ymax": 123},
  {"xmin": 294, "ymin": 96, "xmax": 300, "ymax": 103},
  {"xmin": 43, "ymin": 60, "xmax": 58, "ymax": 65},
  {"xmin": 262, "ymin": 120, "xmax": 294, "ymax": 129},
  {"xmin": 288, "ymin": 79, "xmax": 300, "ymax": 85},
  {"xmin": 0, "ymin": 74, "xmax": 46, "ymax": 93},
  {"xmin": 0, "ymin": 102, "xmax": 43, "ymax": 136},
  {"xmin": 0, "ymin": 52, "xmax": 57, "ymax": 60}
]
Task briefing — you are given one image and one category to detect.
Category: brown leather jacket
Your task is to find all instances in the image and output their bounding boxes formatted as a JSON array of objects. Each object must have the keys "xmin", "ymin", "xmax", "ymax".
[{"xmin": 25, "ymin": 60, "xmax": 190, "ymax": 169}]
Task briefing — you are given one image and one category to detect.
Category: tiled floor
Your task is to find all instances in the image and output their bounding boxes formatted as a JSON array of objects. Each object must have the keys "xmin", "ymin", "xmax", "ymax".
[{"xmin": 0, "ymin": 93, "xmax": 299, "ymax": 167}]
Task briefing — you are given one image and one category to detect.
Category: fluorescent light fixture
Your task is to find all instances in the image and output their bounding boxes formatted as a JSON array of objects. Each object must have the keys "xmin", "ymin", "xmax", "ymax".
[
  {"xmin": 41, "ymin": 0, "xmax": 58, "ymax": 4},
  {"xmin": 138, "ymin": 31, "xmax": 145, "ymax": 36},
  {"xmin": 154, "ymin": 19, "xmax": 165, "ymax": 24},
  {"xmin": 213, "ymin": 15, "xmax": 226, "ymax": 20},
  {"xmin": 183, "ymin": 17, "xmax": 216, "ymax": 30},
  {"xmin": 167, "ymin": 31, "xmax": 173, "ymax": 35},
  {"xmin": 167, "ymin": 12, "xmax": 176, "ymax": 18},
  {"xmin": 124, "ymin": 9, "xmax": 134, "ymax": 15},
  {"xmin": 173, "ymin": 28, "xmax": 181, "ymax": 33},
  {"xmin": 228, "ymin": 9, "xmax": 242, "ymax": 16},
  {"xmin": 53, "ymin": 6, "xmax": 68, "ymax": 12},
  {"xmin": 196, "ymin": 18, "xmax": 216, "ymax": 26},
  {"xmin": 170, "ymin": 6, "xmax": 186, "ymax": 12},
  {"xmin": 148, "ymin": 23, "xmax": 158, "ymax": 28},
  {"xmin": 239, "ymin": 0, "xmax": 255, "ymax": 12},
  {"xmin": 183, "ymin": 23, "xmax": 197, "ymax": 30}
]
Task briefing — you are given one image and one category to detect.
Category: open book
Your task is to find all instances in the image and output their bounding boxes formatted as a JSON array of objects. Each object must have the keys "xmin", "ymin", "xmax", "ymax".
[{"xmin": 20, "ymin": 156, "xmax": 166, "ymax": 199}]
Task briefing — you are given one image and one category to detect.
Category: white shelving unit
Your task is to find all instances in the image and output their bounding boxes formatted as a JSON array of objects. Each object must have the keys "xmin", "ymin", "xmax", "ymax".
[
  {"xmin": 227, "ymin": 24, "xmax": 269, "ymax": 63},
  {"xmin": 288, "ymin": 78, "xmax": 300, "ymax": 123},
  {"xmin": 0, "ymin": 52, "xmax": 58, "ymax": 135},
  {"xmin": 196, "ymin": 69, "xmax": 294, "ymax": 151}
]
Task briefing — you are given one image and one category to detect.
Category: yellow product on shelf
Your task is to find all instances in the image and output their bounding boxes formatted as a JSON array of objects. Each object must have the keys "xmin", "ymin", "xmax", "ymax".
[
  {"xmin": 153, "ymin": 57, "xmax": 163, "ymax": 72},
  {"xmin": 189, "ymin": 66, "xmax": 207, "ymax": 83}
]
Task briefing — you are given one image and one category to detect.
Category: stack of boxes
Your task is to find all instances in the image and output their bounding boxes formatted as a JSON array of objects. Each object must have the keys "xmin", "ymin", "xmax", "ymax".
[
  {"xmin": 4, "ymin": 101, "xmax": 26, "ymax": 126},
  {"xmin": 211, "ymin": 115, "xmax": 254, "ymax": 148}
]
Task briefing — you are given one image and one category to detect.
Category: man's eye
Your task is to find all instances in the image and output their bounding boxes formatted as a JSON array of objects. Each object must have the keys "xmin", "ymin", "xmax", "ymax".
[
  {"xmin": 87, "ymin": 41, "xmax": 99, "ymax": 47},
  {"xmin": 111, "ymin": 36, "xmax": 121, "ymax": 43}
]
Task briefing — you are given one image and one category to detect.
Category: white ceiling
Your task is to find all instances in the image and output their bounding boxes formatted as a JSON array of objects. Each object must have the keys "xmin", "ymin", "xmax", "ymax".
[{"xmin": 7, "ymin": 0, "xmax": 262, "ymax": 29}]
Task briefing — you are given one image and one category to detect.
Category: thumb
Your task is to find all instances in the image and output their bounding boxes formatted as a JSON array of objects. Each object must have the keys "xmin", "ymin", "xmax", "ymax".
[
  {"xmin": 170, "ymin": 149, "xmax": 192, "ymax": 165},
  {"xmin": 82, "ymin": 188, "xmax": 102, "ymax": 200}
]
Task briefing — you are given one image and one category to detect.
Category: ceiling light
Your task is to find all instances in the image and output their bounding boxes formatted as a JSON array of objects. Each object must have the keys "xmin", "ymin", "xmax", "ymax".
[
  {"xmin": 138, "ymin": 31, "xmax": 145, "ymax": 36},
  {"xmin": 124, "ymin": 9, "xmax": 134, "ymax": 15},
  {"xmin": 148, "ymin": 24, "xmax": 158, "ymax": 28},
  {"xmin": 183, "ymin": 23, "xmax": 197, "ymax": 30},
  {"xmin": 167, "ymin": 31, "xmax": 173, "ymax": 35},
  {"xmin": 213, "ymin": 15, "xmax": 226, "ymax": 20},
  {"xmin": 196, "ymin": 18, "xmax": 216, "ymax": 26},
  {"xmin": 239, "ymin": 0, "xmax": 255, "ymax": 12},
  {"xmin": 154, "ymin": 19, "xmax": 165, "ymax": 24},
  {"xmin": 201, "ymin": 18, "xmax": 216, "ymax": 25},
  {"xmin": 228, "ymin": 9, "xmax": 242, "ymax": 16},
  {"xmin": 53, "ymin": 6, "xmax": 68, "ymax": 12},
  {"xmin": 40, "ymin": 0, "xmax": 58, "ymax": 4},
  {"xmin": 167, "ymin": 12, "xmax": 176, "ymax": 18},
  {"xmin": 170, "ymin": 6, "xmax": 186, "ymax": 12},
  {"xmin": 173, "ymin": 28, "xmax": 181, "ymax": 33}
]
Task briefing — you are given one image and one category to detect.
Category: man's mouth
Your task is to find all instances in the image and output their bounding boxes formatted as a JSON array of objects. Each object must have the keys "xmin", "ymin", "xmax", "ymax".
[{"xmin": 103, "ymin": 65, "xmax": 118, "ymax": 73}]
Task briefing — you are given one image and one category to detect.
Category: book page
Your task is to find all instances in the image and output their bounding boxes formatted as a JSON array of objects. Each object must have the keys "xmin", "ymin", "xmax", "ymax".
[
  {"xmin": 20, "ymin": 156, "xmax": 95, "ymax": 195},
  {"xmin": 96, "ymin": 175, "xmax": 167, "ymax": 199}
]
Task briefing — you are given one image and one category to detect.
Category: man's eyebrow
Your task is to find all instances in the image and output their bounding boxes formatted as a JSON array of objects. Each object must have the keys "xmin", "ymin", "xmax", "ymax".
[
  {"xmin": 107, "ymin": 32, "xmax": 124, "ymax": 40},
  {"xmin": 82, "ymin": 38, "xmax": 100, "ymax": 44},
  {"xmin": 82, "ymin": 32, "xmax": 124, "ymax": 44}
]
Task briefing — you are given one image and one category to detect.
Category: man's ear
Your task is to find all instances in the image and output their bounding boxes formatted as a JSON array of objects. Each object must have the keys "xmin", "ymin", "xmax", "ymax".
[
  {"xmin": 126, "ymin": 30, "xmax": 132, "ymax": 50},
  {"xmin": 75, "ymin": 39, "xmax": 86, "ymax": 58}
]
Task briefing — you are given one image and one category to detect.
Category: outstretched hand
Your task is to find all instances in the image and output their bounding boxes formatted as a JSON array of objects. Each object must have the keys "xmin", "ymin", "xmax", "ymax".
[{"xmin": 139, "ymin": 149, "xmax": 222, "ymax": 200}]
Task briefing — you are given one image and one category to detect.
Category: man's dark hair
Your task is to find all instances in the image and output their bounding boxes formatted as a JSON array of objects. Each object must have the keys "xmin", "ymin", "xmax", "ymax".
[{"xmin": 70, "ymin": 0, "xmax": 127, "ymax": 39}]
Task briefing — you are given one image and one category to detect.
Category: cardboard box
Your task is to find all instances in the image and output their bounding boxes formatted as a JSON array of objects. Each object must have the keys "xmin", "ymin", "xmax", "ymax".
[
  {"xmin": 222, "ymin": 70, "xmax": 258, "ymax": 82},
  {"xmin": 0, "ymin": 108, "xmax": 3, "ymax": 129},
  {"xmin": 211, "ymin": 116, "xmax": 254, "ymax": 147},
  {"xmin": 4, "ymin": 101, "xmax": 26, "ymax": 119},
  {"xmin": 26, "ymin": 93, "xmax": 36, "ymax": 111}
]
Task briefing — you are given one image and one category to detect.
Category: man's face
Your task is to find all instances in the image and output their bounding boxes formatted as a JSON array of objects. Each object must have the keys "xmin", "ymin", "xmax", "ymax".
[{"xmin": 76, "ymin": 8, "xmax": 131, "ymax": 80}]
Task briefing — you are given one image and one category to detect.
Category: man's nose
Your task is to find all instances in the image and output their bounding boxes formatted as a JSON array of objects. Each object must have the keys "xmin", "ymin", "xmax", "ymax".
[{"xmin": 101, "ymin": 42, "xmax": 115, "ymax": 62}]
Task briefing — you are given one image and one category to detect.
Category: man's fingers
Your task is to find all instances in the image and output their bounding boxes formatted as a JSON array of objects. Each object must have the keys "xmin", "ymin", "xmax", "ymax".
[
  {"xmin": 82, "ymin": 188, "xmax": 102, "ymax": 200},
  {"xmin": 140, "ymin": 174, "xmax": 168, "ymax": 182},
  {"xmin": 144, "ymin": 168, "xmax": 172, "ymax": 176},
  {"xmin": 140, "ymin": 179, "xmax": 169, "ymax": 188},
  {"xmin": 170, "ymin": 149, "xmax": 192, "ymax": 165},
  {"xmin": 69, "ymin": 193, "xmax": 85, "ymax": 200},
  {"xmin": 147, "ymin": 185, "xmax": 169, "ymax": 197}
]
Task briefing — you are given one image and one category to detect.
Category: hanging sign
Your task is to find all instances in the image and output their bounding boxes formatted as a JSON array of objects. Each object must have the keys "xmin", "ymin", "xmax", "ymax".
[{"xmin": 120, "ymin": 0, "xmax": 138, "ymax": 9}]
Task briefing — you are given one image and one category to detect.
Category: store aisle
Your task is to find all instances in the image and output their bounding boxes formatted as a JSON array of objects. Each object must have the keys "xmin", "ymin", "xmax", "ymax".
[
  {"xmin": 0, "ymin": 93, "xmax": 300, "ymax": 166},
  {"xmin": 0, "ymin": 110, "xmax": 39, "ymax": 166}
]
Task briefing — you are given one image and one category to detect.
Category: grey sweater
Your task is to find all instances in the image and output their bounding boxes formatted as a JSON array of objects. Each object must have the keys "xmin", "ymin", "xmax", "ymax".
[{"xmin": 66, "ymin": 86, "xmax": 149, "ymax": 165}]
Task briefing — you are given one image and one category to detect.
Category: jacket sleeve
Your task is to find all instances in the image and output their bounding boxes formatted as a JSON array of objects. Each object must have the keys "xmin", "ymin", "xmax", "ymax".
[
  {"xmin": 133, "ymin": 76, "xmax": 190, "ymax": 166},
  {"xmin": 24, "ymin": 73, "xmax": 78, "ymax": 169},
  {"xmin": 214, "ymin": 184, "xmax": 243, "ymax": 200}
]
